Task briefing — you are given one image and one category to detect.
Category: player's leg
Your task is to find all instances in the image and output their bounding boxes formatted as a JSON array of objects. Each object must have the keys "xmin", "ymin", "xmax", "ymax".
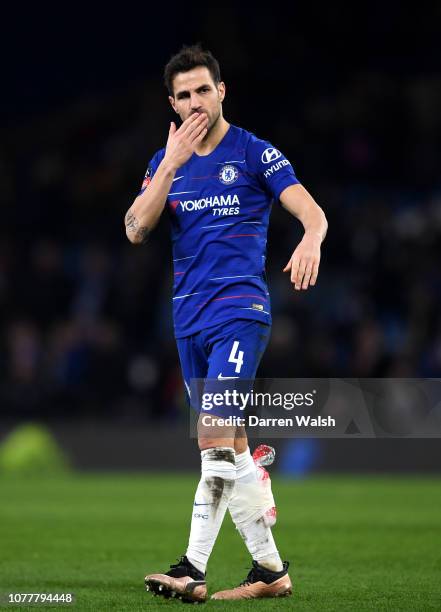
[
  {"xmin": 171, "ymin": 330, "xmax": 238, "ymax": 581},
  {"xmin": 208, "ymin": 320, "xmax": 291, "ymax": 600},
  {"xmin": 218, "ymin": 434, "xmax": 291, "ymax": 599},
  {"xmin": 145, "ymin": 434, "xmax": 236, "ymax": 604},
  {"xmin": 230, "ymin": 434, "xmax": 286, "ymax": 576},
  {"xmin": 185, "ymin": 411, "xmax": 236, "ymax": 572},
  {"xmin": 182, "ymin": 318, "xmax": 273, "ymax": 584}
]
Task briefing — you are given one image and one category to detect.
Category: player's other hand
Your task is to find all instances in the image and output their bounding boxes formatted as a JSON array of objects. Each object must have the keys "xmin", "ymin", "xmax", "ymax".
[
  {"xmin": 163, "ymin": 113, "xmax": 208, "ymax": 171},
  {"xmin": 283, "ymin": 233, "xmax": 321, "ymax": 290}
]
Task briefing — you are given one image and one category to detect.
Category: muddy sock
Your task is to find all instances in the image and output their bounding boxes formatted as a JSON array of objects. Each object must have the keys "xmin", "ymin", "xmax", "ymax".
[
  {"xmin": 186, "ymin": 447, "xmax": 236, "ymax": 574},
  {"xmin": 229, "ymin": 448, "xmax": 283, "ymax": 572}
]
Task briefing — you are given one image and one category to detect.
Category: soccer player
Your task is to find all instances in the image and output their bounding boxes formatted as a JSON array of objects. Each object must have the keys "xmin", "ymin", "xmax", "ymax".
[{"xmin": 125, "ymin": 45, "xmax": 327, "ymax": 602}]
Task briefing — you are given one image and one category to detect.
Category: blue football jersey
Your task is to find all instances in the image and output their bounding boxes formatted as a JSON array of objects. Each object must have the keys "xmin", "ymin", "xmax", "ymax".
[{"xmin": 139, "ymin": 124, "xmax": 299, "ymax": 338}]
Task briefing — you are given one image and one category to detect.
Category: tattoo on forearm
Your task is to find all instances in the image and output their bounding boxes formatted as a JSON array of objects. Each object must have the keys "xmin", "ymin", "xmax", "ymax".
[
  {"xmin": 125, "ymin": 209, "xmax": 138, "ymax": 232},
  {"xmin": 125, "ymin": 208, "xmax": 150, "ymax": 243}
]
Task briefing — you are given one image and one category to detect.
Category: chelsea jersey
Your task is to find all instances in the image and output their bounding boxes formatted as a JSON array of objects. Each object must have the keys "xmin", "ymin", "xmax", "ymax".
[{"xmin": 139, "ymin": 124, "xmax": 299, "ymax": 338}]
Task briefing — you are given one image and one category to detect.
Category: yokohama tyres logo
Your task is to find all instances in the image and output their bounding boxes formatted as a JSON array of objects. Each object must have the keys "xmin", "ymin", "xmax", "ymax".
[{"xmin": 173, "ymin": 194, "xmax": 240, "ymax": 213}]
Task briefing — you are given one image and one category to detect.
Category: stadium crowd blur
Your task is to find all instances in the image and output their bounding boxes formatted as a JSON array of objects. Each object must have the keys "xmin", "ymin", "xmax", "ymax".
[{"xmin": 1, "ymin": 8, "xmax": 441, "ymax": 421}]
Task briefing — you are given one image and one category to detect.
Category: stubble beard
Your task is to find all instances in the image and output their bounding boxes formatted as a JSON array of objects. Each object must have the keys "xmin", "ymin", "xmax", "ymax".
[{"xmin": 206, "ymin": 109, "xmax": 221, "ymax": 136}]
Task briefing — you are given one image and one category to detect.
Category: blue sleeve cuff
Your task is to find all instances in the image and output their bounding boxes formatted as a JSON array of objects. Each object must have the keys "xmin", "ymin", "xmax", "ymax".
[{"xmin": 273, "ymin": 176, "xmax": 300, "ymax": 201}]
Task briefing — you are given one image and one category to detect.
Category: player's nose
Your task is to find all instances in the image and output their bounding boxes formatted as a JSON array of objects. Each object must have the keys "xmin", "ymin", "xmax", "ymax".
[{"xmin": 190, "ymin": 95, "xmax": 203, "ymax": 112}]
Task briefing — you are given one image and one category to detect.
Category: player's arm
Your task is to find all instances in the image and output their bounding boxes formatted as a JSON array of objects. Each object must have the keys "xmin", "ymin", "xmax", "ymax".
[
  {"xmin": 124, "ymin": 160, "xmax": 175, "ymax": 244},
  {"xmin": 124, "ymin": 113, "xmax": 208, "ymax": 245},
  {"xmin": 279, "ymin": 184, "xmax": 328, "ymax": 290}
]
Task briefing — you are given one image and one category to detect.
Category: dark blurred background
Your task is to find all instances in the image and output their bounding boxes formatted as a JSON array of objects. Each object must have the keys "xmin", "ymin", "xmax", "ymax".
[{"xmin": 1, "ymin": 2, "xmax": 440, "ymax": 470}]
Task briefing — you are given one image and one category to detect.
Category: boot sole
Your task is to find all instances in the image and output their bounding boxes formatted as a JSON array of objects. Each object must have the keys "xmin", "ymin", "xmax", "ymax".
[
  {"xmin": 211, "ymin": 588, "xmax": 292, "ymax": 600},
  {"xmin": 145, "ymin": 577, "xmax": 207, "ymax": 603}
]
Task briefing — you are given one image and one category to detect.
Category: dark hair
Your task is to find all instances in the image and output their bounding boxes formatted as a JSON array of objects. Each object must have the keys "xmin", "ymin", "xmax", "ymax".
[{"xmin": 164, "ymin": 44, "xmax": 221, "ymax": 95}]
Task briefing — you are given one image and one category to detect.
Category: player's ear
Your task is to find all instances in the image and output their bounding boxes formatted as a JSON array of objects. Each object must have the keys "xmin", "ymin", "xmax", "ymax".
[
  {"xmin": 168, "ymin": 95, "xmax": 179, "ymax": 114},
  {"xmin": 218, "ymin": 81, "xmax": 226, "ymax": 103}
]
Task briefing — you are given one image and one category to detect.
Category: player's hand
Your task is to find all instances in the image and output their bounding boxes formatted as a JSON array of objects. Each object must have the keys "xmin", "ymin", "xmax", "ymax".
[
  {"xmin": 163, "ymin": 113, "xmax": 209, "ymax": 171},
  {"xmin": 283, "ymin": 232, "xmax": 321, "ymax": 290}
]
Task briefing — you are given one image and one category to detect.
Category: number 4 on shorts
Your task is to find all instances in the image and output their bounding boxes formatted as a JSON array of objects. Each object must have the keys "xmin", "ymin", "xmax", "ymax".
[{"xmin": 228, "ymin": 340, "xmax": 244, "ymax": 373}]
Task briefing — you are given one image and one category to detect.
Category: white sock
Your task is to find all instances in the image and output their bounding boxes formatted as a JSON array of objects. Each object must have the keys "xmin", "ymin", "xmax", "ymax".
[
  {"xmin": 229, "ymin": 447, "xmax": 283, "ymax": 572},
  {"xmin": 235, "ymin": 445, "xmax": 258, "ymax": 483},
  {"xmin": 186, "ymin": 447, "xmax": 236, "ymax": 574}
]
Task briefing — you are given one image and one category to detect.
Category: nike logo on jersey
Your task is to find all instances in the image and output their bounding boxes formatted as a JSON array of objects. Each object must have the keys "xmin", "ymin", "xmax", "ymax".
[
  {"xmin": 193, "ymin": 502, "xmax": 212, "ymax": 506},
  {"xmin": 217, "ymin": 373, "xmax": 240, "ymax": 380},
  {"xmin": 173, "ymin": 175, "xmax": 184, "ymax": 182}
]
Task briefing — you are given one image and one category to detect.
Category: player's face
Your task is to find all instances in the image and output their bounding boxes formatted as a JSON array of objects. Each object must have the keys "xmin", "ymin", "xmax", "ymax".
[{"xmin": 169, "ymin": 67, "xmax": 225, "ymax": 133}]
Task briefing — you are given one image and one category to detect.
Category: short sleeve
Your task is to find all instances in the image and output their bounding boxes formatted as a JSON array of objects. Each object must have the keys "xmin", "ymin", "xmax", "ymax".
[
  {"xmin": 137, "ymin": 151, "xmax": 161, "ymax": 196},
  {"xmin": 248, "ymin": 138, "xmax": 300, "ymax": 200}
]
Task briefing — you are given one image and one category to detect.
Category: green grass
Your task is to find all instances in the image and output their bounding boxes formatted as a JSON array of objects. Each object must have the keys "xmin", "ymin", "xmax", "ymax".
[{"xmin": 0, "ymin": 474, "xmax": 440, "ymax": 611}]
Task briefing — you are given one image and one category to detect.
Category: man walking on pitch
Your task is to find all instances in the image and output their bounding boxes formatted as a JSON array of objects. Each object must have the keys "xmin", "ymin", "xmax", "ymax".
[{"xmin": 124, "ymin": 44, "xmax": 327, "ymax": 602}]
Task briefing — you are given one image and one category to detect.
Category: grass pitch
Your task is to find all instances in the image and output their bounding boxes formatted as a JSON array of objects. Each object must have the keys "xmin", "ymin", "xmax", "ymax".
[{"xmin": 0, "ymin": 474, "xmax": 440, "ymax": 611}]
